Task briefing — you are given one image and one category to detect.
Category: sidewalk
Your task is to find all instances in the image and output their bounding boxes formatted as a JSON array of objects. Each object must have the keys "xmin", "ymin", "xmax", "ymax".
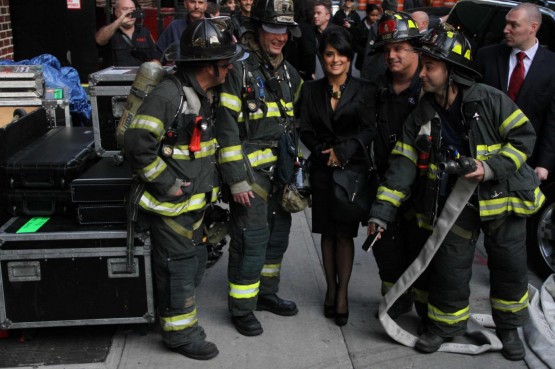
[{"xmin": 85, "ymin": 207, "xmax": 530, "ymax": 369}]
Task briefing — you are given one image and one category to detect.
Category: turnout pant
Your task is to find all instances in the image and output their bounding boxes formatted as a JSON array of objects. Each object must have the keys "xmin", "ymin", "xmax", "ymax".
[
  {"xmin": 228, "ymin": 171, "xmax": 292, "ymax": 316},
  {"xmin": 428, "ymin": 207, "xmax": 529, "ymax": 337},
  {"xmin": 147, "ymin": 210, "xmax": 207, "ymax": 348},
  {"xmin": 373, "ymin": 211, "xmax": 430, "ymax": 317}
]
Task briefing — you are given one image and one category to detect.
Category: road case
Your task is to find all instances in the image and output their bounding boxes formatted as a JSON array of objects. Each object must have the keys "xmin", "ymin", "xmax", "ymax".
[
  {"xmin": 76, "ymin": 204, "xmax": 127, "ymax": 225},
  {"xmin": 70, "ymin": 158, "xmax": 132, "ymax": 225},
  {"xmin": 4, "ymin": 189, "xmax": 72, "ymax": 216},
  {"xmin": 1, "ymin": 127, "xmax": 97, "ymax": 190},
  {"xmin": 0, "ymin": 65, "xmax": 71, "ymax": 127},
  {"xmin": 89, "ymin": 67, "xmax": 137, "ymax": 157},
  {"xmin": 70, "ymin": 157, "xmax": 132, "ymax": 203},
  {"xmin": 0, "ymin": 216, "xmax": 154, "ymax": 329},
  {"xmin": 0, "ymin": 65, "xmax": 44, "ymax": 99}
]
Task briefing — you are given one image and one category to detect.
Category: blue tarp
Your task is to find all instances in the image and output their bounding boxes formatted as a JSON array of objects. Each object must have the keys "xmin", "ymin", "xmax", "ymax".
[{"xmin": 0, "ymin": 54, "xmax": 91, "ymax": 124}]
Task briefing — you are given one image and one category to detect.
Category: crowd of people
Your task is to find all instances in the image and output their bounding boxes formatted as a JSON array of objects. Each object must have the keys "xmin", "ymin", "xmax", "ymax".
[{"xmin": 96, "ymin": 0, "xmax": 555, "ymax": 364}]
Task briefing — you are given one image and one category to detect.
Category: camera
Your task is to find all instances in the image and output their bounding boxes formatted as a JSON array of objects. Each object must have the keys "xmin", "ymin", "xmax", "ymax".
[
  {"xmin": 438, "ymin": 157, "xmax": 477, "ymax": 176},
  {"xmin": 128, "ymin": 9, "xmax": 144, "ymax": 19}
]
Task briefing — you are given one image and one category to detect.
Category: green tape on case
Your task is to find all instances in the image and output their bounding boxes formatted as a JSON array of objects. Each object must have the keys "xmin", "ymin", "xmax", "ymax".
[{"xmin": 16, "ymin": 217, "xmax": 50, "ymax": 233}]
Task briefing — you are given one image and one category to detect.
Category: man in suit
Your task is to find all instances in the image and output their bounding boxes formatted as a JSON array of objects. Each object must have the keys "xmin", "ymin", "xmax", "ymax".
[{"xmin": 474, "ymin": 2, "xmax": 555, "ymax": 181}]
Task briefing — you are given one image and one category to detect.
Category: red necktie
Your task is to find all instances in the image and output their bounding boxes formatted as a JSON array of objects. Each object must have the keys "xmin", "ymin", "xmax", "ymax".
[{"xmin": 508, "ymin": 51, "xmax": 526, "ymax": 101}]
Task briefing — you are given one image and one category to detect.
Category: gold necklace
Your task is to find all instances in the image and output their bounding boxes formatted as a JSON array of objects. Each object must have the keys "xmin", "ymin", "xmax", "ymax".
[{"xmin": 327, "ymin": 76, "xmax": 349, "ymax": 100}]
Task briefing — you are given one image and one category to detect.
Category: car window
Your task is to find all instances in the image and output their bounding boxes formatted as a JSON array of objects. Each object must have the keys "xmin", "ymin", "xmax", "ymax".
[{"xmin": 448, "ymin": 0, "xmax": 555, "ymax": 55}]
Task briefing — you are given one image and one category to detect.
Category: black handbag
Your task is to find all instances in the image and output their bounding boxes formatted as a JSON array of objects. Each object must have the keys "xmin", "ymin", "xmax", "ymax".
[{"xmin": 331, "ymin": 137, "xmax": 377, "ymax": 223}]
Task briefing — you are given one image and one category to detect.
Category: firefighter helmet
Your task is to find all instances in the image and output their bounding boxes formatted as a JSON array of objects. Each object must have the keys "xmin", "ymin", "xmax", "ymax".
[
  {"xmin": 417, "ymin": 23, "xmax": 481, "ymax": 81},
  {"xmin": 249, "ymin": 0, "xmax": 301, "ymax": 37},
  {"xmin": 373, "ymin": 12, "xmax": 422, "ymax": 50},
  {"xmin": 163, "ymin": 17, "xmax": 247, "ymax": 63}
]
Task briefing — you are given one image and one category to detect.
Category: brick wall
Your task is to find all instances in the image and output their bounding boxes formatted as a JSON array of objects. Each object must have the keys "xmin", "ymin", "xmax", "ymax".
[{"xmin": 0, "ymin": 0, "xmax": 13, "ymax": 59}]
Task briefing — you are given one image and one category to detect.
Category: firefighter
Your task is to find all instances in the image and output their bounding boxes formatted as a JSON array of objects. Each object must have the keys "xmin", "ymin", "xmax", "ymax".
[
  {"xmin": 370, "ymin": 12, "xmax": 431, "ymax": 321},
  {"xmin": 368, "ymin": 24, "xmax": 545, "ymax": 361},
  {"xmin": 123, "ymin": 18, "xmax": 246, "ymax": 360},
  {"xmin": 215, "ymin": 0, "xmax": 303, "ymax": 337}
]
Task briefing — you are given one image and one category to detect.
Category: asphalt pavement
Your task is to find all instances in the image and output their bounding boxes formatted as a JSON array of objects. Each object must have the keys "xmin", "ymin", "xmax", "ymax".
[{"xmin": 6, "ymin": 205, "xmax": 542, "ymax": 369}]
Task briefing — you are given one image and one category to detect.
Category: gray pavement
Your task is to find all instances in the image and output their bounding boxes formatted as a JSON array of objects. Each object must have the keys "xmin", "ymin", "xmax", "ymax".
[{"xmin": 7, "ymin": 206, "xmax": 541, "ymax": 369}]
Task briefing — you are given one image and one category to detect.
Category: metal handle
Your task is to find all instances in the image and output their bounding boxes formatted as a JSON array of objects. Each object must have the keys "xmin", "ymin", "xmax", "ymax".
[
  {"xmin": 107, "ymin": 258, "xmax": 139, "ymax": 278},
  {"xmin": 8, "ymin": 261, "xmax": 41, "ymax": 282}
]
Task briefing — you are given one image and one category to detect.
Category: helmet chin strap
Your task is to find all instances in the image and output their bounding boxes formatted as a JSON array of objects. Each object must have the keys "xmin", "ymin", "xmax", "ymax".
[{"xmin": 442, "ymin": 64, "xmax": 458, "ymax": 110}]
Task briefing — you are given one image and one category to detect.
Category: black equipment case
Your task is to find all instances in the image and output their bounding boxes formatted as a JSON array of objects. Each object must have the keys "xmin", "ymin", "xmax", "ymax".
[
  {"xmin": 0, "ymin": 216, "xmax": 154, "ymax": 329},
  {"xmin": 0, "ymin": 107, "xmax": 49, "ymax": 164},
  {"xmin": 1, "ymin": 127, "xmax": 97, "ymax": 190},
  {"xmin": 71, "ymin": 157, "xmax": 133, "ymax": 225},
  {"xmin": 76, "ymin": 204, "xmax": 127, "ymax": 225},
  {"xmin": 71, "ymin": 157, "xmax": 133, "ymax": 203},
  {"xmin": 5, "ymin": 189, "xmax": 73, "ymax": 217}
]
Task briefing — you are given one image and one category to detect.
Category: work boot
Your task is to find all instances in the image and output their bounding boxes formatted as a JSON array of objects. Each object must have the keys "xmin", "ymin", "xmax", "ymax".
[
  {"xmin": 256, "ymin": 294, "xmax": 298, "ymax": 316},
  {"xmin": 496, "ymin": 328, "xmax": 525, "ymax": 361},
  {"xmin": 232, "ymin": 312, "xmax": 263, "ymax": 336},
  {"xmin": 171, "ymin": 340, "xmax": 219, "ymax": 360},
  {"xmin": 416, "ymin": 318, "xmax": 429, "ymax": 336},
  {"xmin": 414, "ymin": 332, "xmax": 451, "ymax": 353}
]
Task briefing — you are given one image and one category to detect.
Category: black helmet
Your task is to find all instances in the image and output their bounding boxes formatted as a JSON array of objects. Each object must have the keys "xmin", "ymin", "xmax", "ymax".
[
  {"xmin": 373, "ymin": 12, "xmax": 421, "ymax": 50},
  {"xmin": 417, "ymin": 23, "xmax": 481, "ymax": 81},
  {"xmin": 250, "ymin": 0, "xmax": 301, "ymax": 37},
  {"xmin": 164, "ymin": 17, "xmax": 247, "ymax": 63}
]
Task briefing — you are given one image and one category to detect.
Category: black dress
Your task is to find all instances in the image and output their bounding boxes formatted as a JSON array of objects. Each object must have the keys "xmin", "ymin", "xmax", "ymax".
[{"xmin": 300, "ymin": 77, "xmax": 376, "ymax": 237}]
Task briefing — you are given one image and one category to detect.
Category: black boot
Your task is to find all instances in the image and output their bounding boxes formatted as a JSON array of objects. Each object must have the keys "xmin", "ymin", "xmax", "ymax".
[
  {"xmin": 414, "ymin": 332, "xmax": 451, "ymax": 353},
  {"xmin": 232, "ymin": 312, "xmax": 263, "ymax": 336},
  {"xmin": 497, "ymin": 328, "xmax": 525, "ymax": 361},
  {"xmin": 256, "ymin": 294, "xmax": 298, "ymax": 316},
  {"xmin": 171, "ymin": 340, "xmax": 219, "ymax": 360}
]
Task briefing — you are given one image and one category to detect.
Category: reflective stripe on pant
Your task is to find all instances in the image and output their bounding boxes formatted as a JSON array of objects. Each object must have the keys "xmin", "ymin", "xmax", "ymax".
[
  {"xmin": 227, "ymin": 171, "xmax": 292, "ymax": 315},
  {"xmin": 147, "ymin": 211, "xmax": 206, "ymax": 348},
  {"xmin": 428, "ymin": 207, "xmax": 529, "ymax": 337},
  {"xmin": 483, "ymin": 215, "xmax": 529, "ymax": 329}
]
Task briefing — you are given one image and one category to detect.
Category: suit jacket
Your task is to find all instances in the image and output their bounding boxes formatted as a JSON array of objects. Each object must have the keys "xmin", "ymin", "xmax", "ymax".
[
  {"xmin": 299, "ymin": 77, "xmax": 376, "ymax": 167},
  {"xmin": 475, "ymin": 43, "xmax": 555, "ymax": 171}
]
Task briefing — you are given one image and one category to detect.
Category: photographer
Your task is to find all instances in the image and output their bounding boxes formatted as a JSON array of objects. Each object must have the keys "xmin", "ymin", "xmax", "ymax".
[{"xmin": 95, "ymin": 0, "xmax": 156, "ymax": 67}]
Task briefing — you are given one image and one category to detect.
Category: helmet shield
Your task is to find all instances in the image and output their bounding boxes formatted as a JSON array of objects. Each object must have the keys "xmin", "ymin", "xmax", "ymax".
[
  {"xmin": 417, "ymin": 23, "xmax": 481, "ymax": 80},
  {"xmin": 163, "ymin": 17, "xmax": 248, "ymax": 63},
  {"xmin": 250, "ymin": 0, "xmax": 301, "ymax": 37},
  {"xmin": 373, "ymin": 12, "xmax": 421, "ymax": 50}
]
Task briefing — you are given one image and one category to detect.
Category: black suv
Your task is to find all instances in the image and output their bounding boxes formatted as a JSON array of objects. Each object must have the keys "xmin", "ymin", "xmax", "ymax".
[{"xmin": 447, "ymin": 0, "xmax": 555, "ymax": 277}]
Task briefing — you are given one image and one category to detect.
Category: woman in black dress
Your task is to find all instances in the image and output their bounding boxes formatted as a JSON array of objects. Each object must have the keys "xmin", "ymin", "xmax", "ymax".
[{"xmin": 300, "ymin": 28, "xmax": 376, "ymax": 326}]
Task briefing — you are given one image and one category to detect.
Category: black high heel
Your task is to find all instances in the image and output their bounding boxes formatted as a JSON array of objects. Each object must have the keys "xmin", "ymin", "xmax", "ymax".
[
  {"xmin": 335, "ymin": 310, "xmax": 349, "ymax": 326},
  {"xmin": 324, "ymin": 304, "xmax": 335, "ymax": 319},
  {"xmin": 335, "ymin": 296, "xmax": 349, "ymax": 326}
]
